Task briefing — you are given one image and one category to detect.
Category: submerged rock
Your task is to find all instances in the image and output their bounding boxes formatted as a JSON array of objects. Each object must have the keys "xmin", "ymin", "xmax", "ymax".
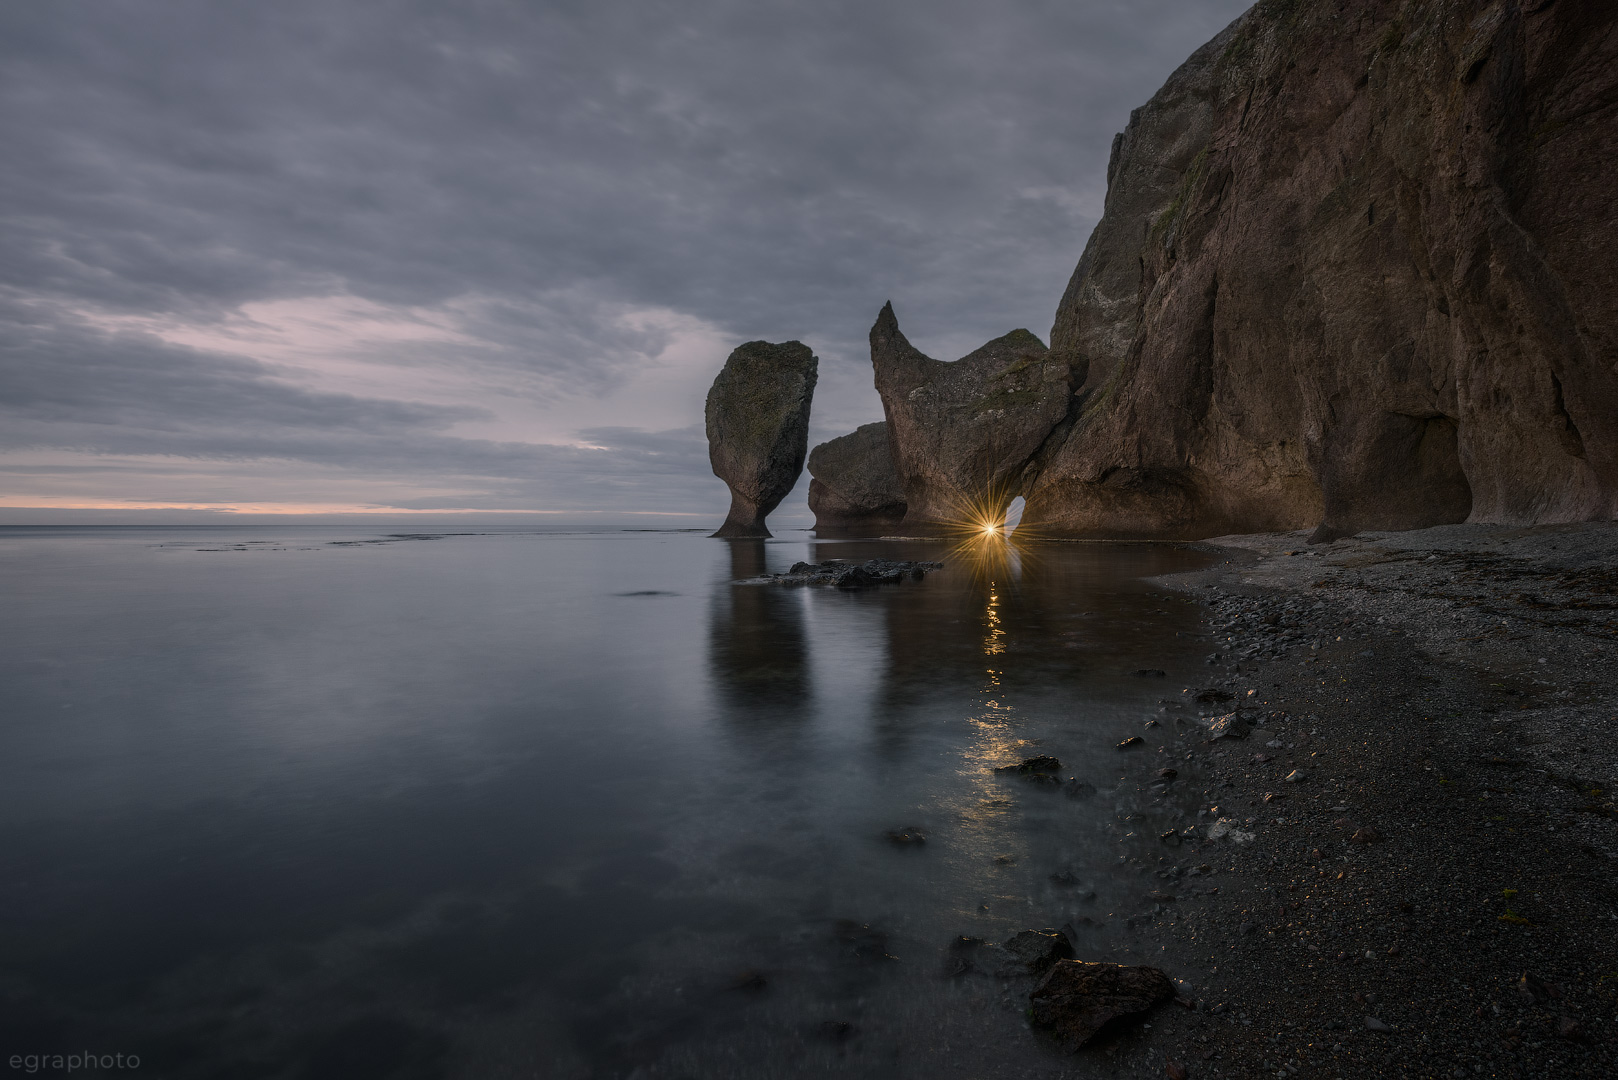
[
  {"xmin": 976, "ymin": 930, "xmax": 1075, "ymax": 978},
  {"xmin": 994, "ymin": 755, "xmax": 1063, "ymax": 775},
  {"xmin": 1028, "ymin": 960, "xmax": 1175, "ymax": 1051},
  {"xmin": 807, "ymin": 422, "xmax": 907, "ymax": 533},
  {"xmin": 1023, "ymin": 2, "xmax": 1618, "ymax": 539},
  {"xmin": 870, "ymin": 303, "xmax": 1074, "ymax": 532},
  {"xmin": 705, "ymin": 341, "xmax": 818, "ymax": 538}
]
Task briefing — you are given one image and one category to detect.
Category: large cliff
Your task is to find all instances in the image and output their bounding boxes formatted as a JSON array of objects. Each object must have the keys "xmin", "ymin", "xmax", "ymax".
[{"xmin": 1017, "ymin": 0, "xmax": 1618, "ymax": 540}]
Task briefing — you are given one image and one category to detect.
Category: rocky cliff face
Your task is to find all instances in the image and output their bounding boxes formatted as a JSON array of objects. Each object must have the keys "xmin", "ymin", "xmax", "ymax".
[
  {"xmin": 1022, "ymin": 0, "xmax": 1618, "ymax": 540},
  {"xmin": 806, "ymin": 421, "xmax": 907, "ymax": 532},
  {"xmin": 705, "ymin": 340, "xmax": 818, "ymax": 538},
  {"xmin": 871, "ymin": 303, "xmax": 1073, "ymax": 532}
]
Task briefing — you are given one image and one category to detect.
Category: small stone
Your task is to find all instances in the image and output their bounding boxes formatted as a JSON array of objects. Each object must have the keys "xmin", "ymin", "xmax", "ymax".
[
  {"xmin": 1558, "ymin": 1017, "xmax": 1582, "ymax": 1039},
  {"xmin": 1135, "ymin": 669, "xmax": 1168, "ymax": 678},
  {"xmin": 1386, "ymin": 945, "xmax": 1400, "ymax": 957},
  {"xmin": 1119, "ymin": 736, "xmax": 1145, "ymax": 749},
  {"xmin": 1350, "ymin": 827, "xmax": 1382, "ymax": 844},
  {"xmin": 1144, "ymin": 719, "xmax": 1161, "ymax": 728},
  {"xmin": 1517, "ymin": 973, "xmax": 1548, "ymax": 1002},
  {"xmin": 1284, "ymin": 770, "xmax": 1307, "ymax": 783},
  {"xmin": 1364, "ymin": 1016, "xmax": 1392, "ymax": 1032},
  {"xmin": 1158, "ymin": 768, "xmax": 1179, "ymax": 779},
  {"xmin": 1166, "ymin": 1060, "xmax": 1190, "ymax": 1080},
  {"xmin": 1263, "ymin": 792, "xmax": 1285, "ymax": 803},
  {"xmin": 885, "ymin": 827, "xmax": 927, "ymax": 845}
]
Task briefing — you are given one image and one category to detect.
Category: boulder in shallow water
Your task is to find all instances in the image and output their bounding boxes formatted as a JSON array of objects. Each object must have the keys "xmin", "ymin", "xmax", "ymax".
[
  {"xmin": 757, "ymin": 559, "xmax": 942, "ymax": 589},
  {"xmin": 705, "ymin": 341, "xmax": 818, "ymax": 538},
  {"xmin": 1029, "ymin": 960, "xmax": 1175, "ymax": 1051}
]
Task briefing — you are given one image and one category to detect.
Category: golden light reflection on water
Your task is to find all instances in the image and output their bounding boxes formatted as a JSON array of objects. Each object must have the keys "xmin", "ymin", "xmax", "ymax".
[{"xmin": 983, "ymin": 584, "xmax": 1004, "ymax": 657}]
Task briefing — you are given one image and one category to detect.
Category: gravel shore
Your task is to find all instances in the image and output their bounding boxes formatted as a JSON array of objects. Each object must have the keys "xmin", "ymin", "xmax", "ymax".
[{"xmin": 1093, "ymin": 522, "xmax": 1618, "ymax": 1080}]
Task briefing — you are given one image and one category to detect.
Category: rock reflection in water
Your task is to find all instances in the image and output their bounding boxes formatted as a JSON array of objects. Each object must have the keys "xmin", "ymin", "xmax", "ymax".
[{"xmin": 707, "ymin": 538, "xmax": 811, "ymax": 721}]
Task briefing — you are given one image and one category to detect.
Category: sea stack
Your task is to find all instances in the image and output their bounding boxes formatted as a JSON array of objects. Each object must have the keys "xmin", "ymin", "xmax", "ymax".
[
  {"xmin": 871, "ymin": 303, "xmax": 1074, "ymax": 532},
  {"xmin": 705, "ymin": 340, "xmax": 818, "ymax": 538},
  {"xmin": 807, "ymin": 421, "xmax": 907, "ymax": 533},
  {"xmin": 1021, "ymin": 0, "xmax": 1618, "ymax": 540}
]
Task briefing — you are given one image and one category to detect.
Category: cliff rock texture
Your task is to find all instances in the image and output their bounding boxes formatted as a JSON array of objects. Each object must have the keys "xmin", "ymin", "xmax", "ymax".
[
  {"xmin": 705, "ymin": 340, "xmax": 818, "ymax": 538},
  {"xmin": 1022, "ymin": 0, "xmax": 1618, "ymax": 540},
  {"xmin": 806, "ymin": 421, "xmax": 907, "ymax": 532},
  {"xmin": 871, "ymin": 303, "xmax": 1073, "ymax": 532}
]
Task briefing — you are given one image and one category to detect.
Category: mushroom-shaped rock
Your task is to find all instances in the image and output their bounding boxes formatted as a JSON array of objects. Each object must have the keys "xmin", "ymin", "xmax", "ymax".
[
  {"xmin": 1029, "ymin": 960, "xmax": 1175, "ymax": 1051},
  {"xmin": 705, "ymin": 341, "xmax": 818, "ymax": 538},
  {"xmin": 807, "ymin": 421, "xmax": 907, "ymax": 533},
  {"xmin": 870, "ymin": 303, "xmax": 1074, "ymax": 532}
]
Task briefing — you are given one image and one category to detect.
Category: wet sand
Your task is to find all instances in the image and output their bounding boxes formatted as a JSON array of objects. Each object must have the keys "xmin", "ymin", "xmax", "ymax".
[{"xmin": 1080, "ymin": 522, "xmax": 1618, "ymax": 1078}]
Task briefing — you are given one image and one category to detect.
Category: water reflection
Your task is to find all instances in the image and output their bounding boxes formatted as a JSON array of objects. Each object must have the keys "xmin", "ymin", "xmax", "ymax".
[
  {"xmin": 706, "ymin": 539, "xmax": 811, "ymax": 722},
  {"xmin": 0, "ymin": 530, "xmax": 1229, "ymax": 1079}
]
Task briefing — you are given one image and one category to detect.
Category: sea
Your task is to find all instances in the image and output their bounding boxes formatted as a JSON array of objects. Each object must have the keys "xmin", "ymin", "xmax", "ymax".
[{"xmin": 0, "ymin": 526, "xmax": 1222, "ymax": 1079}]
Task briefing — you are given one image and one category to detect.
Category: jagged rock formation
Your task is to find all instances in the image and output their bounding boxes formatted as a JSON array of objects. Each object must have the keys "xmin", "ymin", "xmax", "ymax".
[
  {"xmin": 871, "ymin": 303, "xmax": 1074, "ymax": 532},
  {"xmin": 1020, "ymin": 0, "xmax": 1618, "ymax": 540},
  {"xmin": 705, "ymin": 341, "xmax": 818, "ymax": 538},
  {"xmin": 806, "ymin": 421, "xmax": 907, "ymax": 532}
]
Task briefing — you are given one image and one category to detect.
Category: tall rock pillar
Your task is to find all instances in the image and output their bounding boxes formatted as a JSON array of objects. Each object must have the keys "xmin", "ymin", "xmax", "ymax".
[{"xmin": 704, "ymin": 340, "xmax": 818, "ymax": 538}]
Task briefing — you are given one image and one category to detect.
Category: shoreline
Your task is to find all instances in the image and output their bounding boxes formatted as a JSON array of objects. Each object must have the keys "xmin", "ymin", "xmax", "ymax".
[{"xmin": 1091, "ymin": 522, "xmax": 1618, "ymax": 1078}]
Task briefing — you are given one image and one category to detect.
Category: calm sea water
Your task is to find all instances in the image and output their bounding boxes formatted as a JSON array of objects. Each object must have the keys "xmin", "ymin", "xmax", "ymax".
[{"xmin": 0, "ymin": 527, "xmax": 1218, "ymax": 1079}]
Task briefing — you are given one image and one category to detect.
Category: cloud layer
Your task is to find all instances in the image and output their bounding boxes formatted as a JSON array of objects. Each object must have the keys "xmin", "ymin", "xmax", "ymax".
[{"xmin": 0, "ymin": 0, "xmax": 1251, "ymax": 518}]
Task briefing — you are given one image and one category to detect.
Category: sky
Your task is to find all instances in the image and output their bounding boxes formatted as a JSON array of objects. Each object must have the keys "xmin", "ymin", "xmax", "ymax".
[{"xmin": 0, "ymin": 0, "xmax": 1251, "ymax": 526}]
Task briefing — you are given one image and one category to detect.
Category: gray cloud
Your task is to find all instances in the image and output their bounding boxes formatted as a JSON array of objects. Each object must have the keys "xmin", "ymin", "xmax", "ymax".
[{"xmin": 0, "ymin": 0, "xmax": 1250, "ymax": 514}]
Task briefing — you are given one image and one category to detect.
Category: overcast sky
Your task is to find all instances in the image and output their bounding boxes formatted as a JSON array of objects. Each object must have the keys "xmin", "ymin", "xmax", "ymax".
[{"xmin": 0, "ymin": 0, "xmax": 1250, "ymax": 524}]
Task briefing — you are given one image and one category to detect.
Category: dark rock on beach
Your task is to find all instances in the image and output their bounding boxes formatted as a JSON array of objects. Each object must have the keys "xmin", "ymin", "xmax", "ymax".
[
  {"xmin": 807, "ymin": 422, "xmax": 907, "ymax": 533},
  {"xmin": 705, "ymin": 340, "xmax": 818, "ymax": 538},
  {"xmin": 1028, "ymin": 960, "xmax": 1175, "ymax": 1051},
  {"xmin": 1202, "ymin": 711, "xmax": 1252, "ymax": 740}
]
